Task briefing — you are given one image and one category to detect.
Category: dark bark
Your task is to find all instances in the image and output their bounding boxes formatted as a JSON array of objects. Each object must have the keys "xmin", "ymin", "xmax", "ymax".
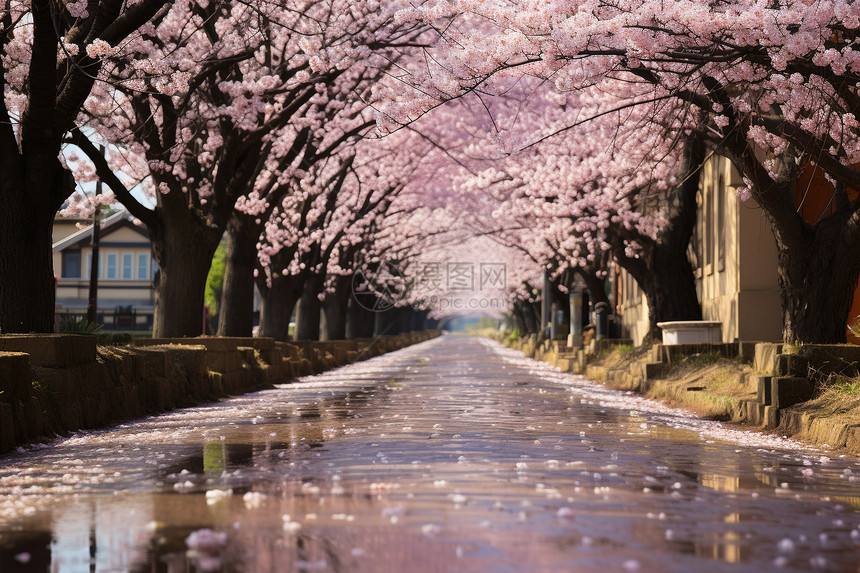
[
  {"xmin": 531, "ymin": 300, "xmax": 544, "ymax": 334},
  {"xmin": 576, "ymin": 268, "xmax": 610, "ymax": 308},
  {"xmin": 0, "ymin": 0, "xmax": 166, "ymax": 333},
  {"xmin": 257, "ymin": 274, "xmax": 302, "ymax": 341},
  {"xmin": 323, "ymin": 275, "xmax": 351, "ymax": 340},
  {"xmin": 150, "ymin": 215, "xmax": 222, "ymax": 338},
  {"xmin": 347, "ymin": 296, "xmax": 377, "ymax": 338},
  {"xmin": 0, "ymin": 184, "xmax": 60, "ymax": 333},
  {"xmin": 296, "ymin": 274, "xmax": 324, "ymax": 341},
  {"xmin": 376, "ymin": 306, "xmax": 410, "ymax": 335},
  {"xmin": 217, "ymin": 213, "xmax": 259, "ymax": 337},
  {"xmin": 410, "ymin": 308, "xmax": 428, "ymax": 331},
  {"xmin": 621, "ymin": 251, "xmax": 702, "ymax": 342},
  {"xmin": 394, "ymin": 306, "xmax": 413, "ymax": 334},
  {"xmin": 511, "ymin": 305, "xmax": 527, "ymax": 334},
  {"xmin": 609, "ymin": 140, "xmax": 704, "ymax": 342},
  {"xmin": 519, "ymin": 300, "xmax": 540, "ymax": 334},
  {"xmin": 774, "ymin": 207, "xmax": 860, "ymax": 343}
]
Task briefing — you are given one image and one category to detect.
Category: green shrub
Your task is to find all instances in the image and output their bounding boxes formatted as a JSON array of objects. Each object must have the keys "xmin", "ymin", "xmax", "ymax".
[{"xmin": 59, "ymin": 315, "xmax": 99, "ymax": 334}]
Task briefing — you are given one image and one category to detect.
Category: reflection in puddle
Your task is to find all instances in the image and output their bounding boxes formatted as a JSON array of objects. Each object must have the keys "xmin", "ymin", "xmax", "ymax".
[{"xmin": 0, "ymin": 336, "xmax": 858, "ymax": 572}]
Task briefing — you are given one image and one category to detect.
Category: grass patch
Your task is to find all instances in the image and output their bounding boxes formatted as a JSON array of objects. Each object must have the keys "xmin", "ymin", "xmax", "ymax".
[
  {"xmin": 599, "ymin": 343, "xmax": 635, "ymax": 359},
  {"xmin": 829, "ymin": 376, "xmax": 860, "ymax": 396},
  {"xmin": 680, "ymin": 350, "xmax": 724, "ymax": 368},
  {"xmin": 615, "ymin": 344, "xmax": 635, "ymax": 356}
]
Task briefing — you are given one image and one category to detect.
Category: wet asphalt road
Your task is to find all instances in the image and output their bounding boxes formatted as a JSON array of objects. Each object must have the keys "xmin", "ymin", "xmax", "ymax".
[{"xmin": 0, "ymin": 334, "xmax": 858, "ymax": 572}]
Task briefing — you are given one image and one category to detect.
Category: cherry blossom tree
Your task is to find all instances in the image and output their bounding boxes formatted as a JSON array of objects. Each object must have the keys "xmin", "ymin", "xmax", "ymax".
[
  {"xmin": 444, "ymin": 83, "xmax": 704, "ymax": 340},
  {"xmin": 70, "ymin": 0, "xmax": 424, "ymax": 337},
  {"xmin": 0, "ymin": 0, "xmax": 172, "ymax": 333},
  {"xmin": 393, "ymin": 0, "xmax": 860, "ymax": 343},
  {"xmin": 250, "ymin": 124, "xmax": 443, "ymax": 340}
]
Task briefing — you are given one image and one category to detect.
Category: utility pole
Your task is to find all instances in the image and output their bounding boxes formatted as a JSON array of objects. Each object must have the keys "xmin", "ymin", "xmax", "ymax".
[{"xmin": 86, "ymin": 145, "xmax": 105, "ymax": 325}]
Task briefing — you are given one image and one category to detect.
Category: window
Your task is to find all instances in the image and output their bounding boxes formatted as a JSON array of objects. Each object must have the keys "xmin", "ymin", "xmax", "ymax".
[
  {"xmin": 137, "ymin": 253, "xmax": 149, "ymax": 280},
  {"xmin": 717, "ymin": 175, "xmax": 726, "ymax": 272},
  {"xmin": 61, "ymin": 251, "xmax": 81, "ymax": 278},
  {"xmin": 86, "ymin": 252, "xmax": 102, "ymax": 279},
  {"xmin": 122, "ymin": 253, "xmax": 133, "ymax": 279},
  {"xmin": 694, "ymin": 189, "xmax": 704, "ymax": 274},
  {"xmin": 705, "ymin": 185, "xmax": 713, "ymax": 273},
  {"xmin": 106, "ymin": 253, "xmax": 118, "ymax": 279}
]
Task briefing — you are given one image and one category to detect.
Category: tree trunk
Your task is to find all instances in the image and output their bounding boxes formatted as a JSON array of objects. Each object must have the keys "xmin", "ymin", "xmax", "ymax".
[
  {"xmin": 0, "ymin": 191, "xmax": 58, "ymax": 333},
  {"xmin": 296, "ymin": 274, "xmax": 324, "ymax": 341},
  {"xmin": 633, "ymin": 254, "xmax": 702, "ymax": 342},
  {"xmin": 258, "ymin": 274, "xmax": 302, "ymax": 341},
  {"xmin": 347, "ymin": 296, "xmax": 377, "ymax": 338},
  {"xmin": 511, "ymin": 304, "xmax": 527, "ymax": 334},
  {"xmin": 392, "ymin": 306, "xmax": 412, "ymax": 334},
  {"xmin": 610, "ymin": 139, "xmax": 704, "ymax": 342},
  {"xmin": 217, "ymin": 213, "xmax": 259, "ymax": 337},
  {"xmin": 521, "ymin": 301, "xmax": 540, "ymax": 334},
  {"xmin": 577, "ymin": 268, "xmax": 610, "ymax": 308},
  {"xmin": 323, "ymin": 276, "xmax": 351, "ymax": 340},
  {"xmin": 374, "ymin": 306, "xmax": 399, "ymax": 335},
  {"xmin": 151, "ymin": 217, "xmax": 221, "ymax": 338},
  {"xmin": 410, "ymin": 308, "xmax": 428, "ymax": 331},
  {"xmin": 775, "ymin": 211, "xmax": 860, "ymax": 343}
]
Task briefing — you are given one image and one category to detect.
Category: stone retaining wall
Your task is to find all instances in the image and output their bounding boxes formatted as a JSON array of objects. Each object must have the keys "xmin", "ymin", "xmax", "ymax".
[{"xmin": 0, "ymin": 331, "xmax": 440, "ymax": 454}]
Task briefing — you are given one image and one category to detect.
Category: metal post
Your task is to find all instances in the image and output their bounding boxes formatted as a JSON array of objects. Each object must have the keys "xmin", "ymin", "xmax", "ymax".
[
  {"xmin": 86, "ymin": 145, "xmax": 104, "ymax": 325},
  {"xmin": 569, "ymin": 290, "xmax": 583, "ymax": 347}
]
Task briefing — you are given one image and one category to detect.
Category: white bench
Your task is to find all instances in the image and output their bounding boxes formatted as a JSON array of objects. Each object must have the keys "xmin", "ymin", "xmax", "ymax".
[{"xmin": 656, "ymin": 321, "xmax": 722, "ymax": 345}]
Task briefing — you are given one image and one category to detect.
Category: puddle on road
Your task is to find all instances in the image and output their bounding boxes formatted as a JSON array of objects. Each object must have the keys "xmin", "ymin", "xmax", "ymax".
[{"xmin": 0, "ymin": 336, "xmax": 859, "ymax": 572}]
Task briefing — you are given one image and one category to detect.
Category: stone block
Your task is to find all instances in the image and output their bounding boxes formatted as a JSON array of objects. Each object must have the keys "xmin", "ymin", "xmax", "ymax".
[
  {"xmin": 776, "ymin": 354, "xmax": 808, "ymax": 377},
  {"xmin": 770, "ymin": 376, "xmax": 815, "ymax": 410},
  {"xmin": 149, "ymin": 376, "xmax": 174, "ymax": 411},
  {"xmin": 754, "ymin": 343, "xmax": 783, "ymax": 374},
  {"xmin": 0, "ymin": 402, "xmax": 15, "ymax": 452},
  {"xmin": 644, "ymin": 362, "xmax": 665, "ymax": 379},
  {"xmin": 741, "ymin": 400, "xmax": 762, "ymax": 425},
  {"xmin": 22, "ymin": 396, "xmax": 43, "ymax": 439},
  {"xmin": 208, "ymin": 371, "xmax": 225, "ymax": 396},
  {"xmin": 763, "ymin": 405, "xmax": 779, "ymax": 429},
  {"xmin": 219, "ymin": 370, "xmax": 251, "ymax": 395},
  {"xmin": 59, "ymin": 400, "xmax": 84, "ymax": 432},
  {"xmin": 0, "ymin": 352, "xmax": 32, "ymax": 402},
  {"xmin": 798, "ymin": 345, "xmax": 860, "ymax": 377},
  {"xmin": 0, "ymin": 334, "xmax": 96, "ymax": 368},
  {"xmin": 845, "ymin": 425, "xmax": 860, "ymax": 453},
  {"xmin": 249, "ymin": 337, "xmax": 276, "ymax": 352},
  {"xmin": 756, "ymin": 375, "xmax": 772, "ymax": 405},
  {"xmin": 134, "ymin": 348, "xmax": 170, "ymax": 378},
  {"xmin": 737, "ymin": 342, "xmax": 759, "ymax": 364},
  {"xmin": 135, "ymin": 337, "xmax": 242, "ymax": 353}
]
